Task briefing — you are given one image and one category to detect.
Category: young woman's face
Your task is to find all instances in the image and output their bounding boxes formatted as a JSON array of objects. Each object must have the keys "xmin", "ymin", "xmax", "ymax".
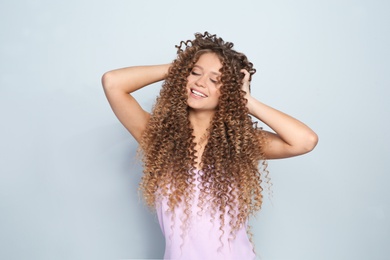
[{"xmin": 186, "ymin": 52, "xmax": 223, "ymax": 112}]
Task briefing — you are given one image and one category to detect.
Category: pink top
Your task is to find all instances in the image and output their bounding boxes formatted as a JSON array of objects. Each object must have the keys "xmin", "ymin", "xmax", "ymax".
[{"xmin": 156, "ymin": 170, "xmax": 256, "ymax": 260}]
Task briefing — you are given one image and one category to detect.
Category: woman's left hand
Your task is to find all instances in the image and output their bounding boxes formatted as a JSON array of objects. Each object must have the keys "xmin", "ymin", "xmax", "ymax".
[
  {"xmin": 239, "ymin": 68, "xmax": 318, "ymax": 159},
  {"xmin": 240, "ymin": 69, "xmax": 251, "ymax": 96},
  {"xmin": 241, "ymin": 69, "xmax": 253, "ymax": 110}
]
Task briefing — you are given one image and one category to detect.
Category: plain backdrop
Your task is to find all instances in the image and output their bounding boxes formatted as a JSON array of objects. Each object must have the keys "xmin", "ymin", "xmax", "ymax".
[{"xmin": 0, "ymin": 0, "xmax": 389, "ymax": 259}]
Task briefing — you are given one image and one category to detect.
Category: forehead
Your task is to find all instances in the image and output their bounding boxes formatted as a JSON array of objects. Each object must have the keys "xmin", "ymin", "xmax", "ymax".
[{"xmin": 194, "ymin": 52, "xmax": 222, "ymax": 73}]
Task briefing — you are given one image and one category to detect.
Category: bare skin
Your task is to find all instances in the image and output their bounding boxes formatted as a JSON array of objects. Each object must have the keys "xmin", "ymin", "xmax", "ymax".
[
  {"xmin": 102, "ymin": 53, "xmax": 318, "ymax": 166},
  {"xmin": 241, "ymin": 69, "xmax": 318, "ymax": 159}
]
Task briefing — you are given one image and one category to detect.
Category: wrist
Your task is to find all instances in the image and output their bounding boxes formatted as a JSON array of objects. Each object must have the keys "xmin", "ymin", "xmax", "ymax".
[{"xmin": 245, "ymin": 95, "xmax": 255, "ymax": 114}]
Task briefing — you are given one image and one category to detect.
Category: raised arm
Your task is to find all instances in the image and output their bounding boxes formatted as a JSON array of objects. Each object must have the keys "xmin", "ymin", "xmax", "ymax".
[
  {"xmin": 102, "ymin": 64, "xmax": 170, "ymax": 142},
  {"xmin": 241, "ymin": 70, "xmax": 318, "ymax": 159}
]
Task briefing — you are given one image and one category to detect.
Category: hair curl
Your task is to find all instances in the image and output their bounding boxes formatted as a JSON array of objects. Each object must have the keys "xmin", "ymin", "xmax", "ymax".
[{"xmin": 139, "ymin": 32, "xmax": 268, "ymax": 243}]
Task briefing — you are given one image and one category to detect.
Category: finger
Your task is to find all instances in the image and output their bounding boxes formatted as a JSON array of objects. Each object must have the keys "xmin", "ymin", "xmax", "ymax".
[
  {"xmin": 240, "ymin": 69, "xmax": 251, "ymax": 94},
  {"xmin": 240, "ymin": 69, "xmax": 251, "ymax": 83}
]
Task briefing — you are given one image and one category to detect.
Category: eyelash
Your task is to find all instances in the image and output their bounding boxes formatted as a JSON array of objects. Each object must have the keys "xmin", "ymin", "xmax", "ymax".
[{"xmin": 191, "ymin": 71, "xmax": 218, "ymax": 84}]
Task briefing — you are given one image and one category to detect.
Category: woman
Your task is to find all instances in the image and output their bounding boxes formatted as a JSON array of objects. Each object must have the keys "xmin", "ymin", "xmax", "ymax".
[{"xmin": 102, "ymin": 32, "xmax": 318, "ymax": 260}]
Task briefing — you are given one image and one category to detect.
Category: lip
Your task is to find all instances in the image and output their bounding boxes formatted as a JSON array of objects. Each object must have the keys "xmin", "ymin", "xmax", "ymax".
[{"xmin": 190, "ymin": 88, "xmax": 208, "ymax": 98}]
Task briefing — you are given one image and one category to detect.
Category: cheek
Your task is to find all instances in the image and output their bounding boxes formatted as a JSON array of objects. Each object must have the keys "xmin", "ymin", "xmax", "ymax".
[
  {"xmin": 186, "ymin": 79, "xmax": 194, "ymax": 89},
  {"xmin": 214, "ymin": 87, "xmax": 222, "ymax": 97},
  {"xmin": 185, "ymin": 77, "xmax": 192, "ymax": 88},
  {"xmin": 186, "ymin": 74, "xmax": 195, "ymax": 83}
]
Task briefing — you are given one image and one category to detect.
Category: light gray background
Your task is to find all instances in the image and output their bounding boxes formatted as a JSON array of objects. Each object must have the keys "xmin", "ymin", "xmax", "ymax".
[{"xmin": 1, "ymin": 0, "xmax": 389, "ymax": 259}]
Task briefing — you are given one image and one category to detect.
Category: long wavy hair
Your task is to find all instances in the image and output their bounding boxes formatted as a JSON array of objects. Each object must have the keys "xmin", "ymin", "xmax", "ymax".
[{"xmin": 139, "ymin": 32, "xmax": 268, "ymax": 241}]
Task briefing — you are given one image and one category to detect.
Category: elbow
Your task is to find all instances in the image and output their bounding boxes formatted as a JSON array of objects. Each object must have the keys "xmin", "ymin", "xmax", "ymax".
[
  {"xmin": 302, "ymin": 132, "xmax": 319, "ymax": 154},
  {"xmin": 101, "ymin": 71, "xmax": 115, "ymax": 91}
]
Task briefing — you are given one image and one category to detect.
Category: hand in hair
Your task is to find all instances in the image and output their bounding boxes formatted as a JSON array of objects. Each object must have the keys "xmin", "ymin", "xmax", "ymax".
[
  {"xmin": 240, "ymin": 69, "xmax": 318, "ymax": 158},
  {"xmin": 240, "ymin": 69, "xmax": 252, "ymax": 103}
]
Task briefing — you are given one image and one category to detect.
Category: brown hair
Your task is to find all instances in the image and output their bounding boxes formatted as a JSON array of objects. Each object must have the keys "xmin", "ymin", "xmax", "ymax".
[{"xmin": 139, "ymin": 32, "xmax": 268, "ymax": 242}]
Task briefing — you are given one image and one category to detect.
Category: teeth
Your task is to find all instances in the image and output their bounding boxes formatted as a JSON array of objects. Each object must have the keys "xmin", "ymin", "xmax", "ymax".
[{"xmin": 192, "ymin": 90, "xmax": 207, "ymax": 98}]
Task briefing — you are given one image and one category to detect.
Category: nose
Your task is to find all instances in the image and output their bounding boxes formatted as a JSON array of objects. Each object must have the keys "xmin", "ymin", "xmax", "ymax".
[{"xmin": 195, "ymin": 75, "xmax": 207, "ymax": 88}]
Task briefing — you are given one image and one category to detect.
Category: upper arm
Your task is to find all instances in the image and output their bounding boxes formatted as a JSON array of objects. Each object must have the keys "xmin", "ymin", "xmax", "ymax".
[
  {"xmin": 261, "ymin": 130, "xmax": 318, "ymax": 159},
  {"xmin": 102, "ymin": 73, "xmax": 150, "ymax": 143}
]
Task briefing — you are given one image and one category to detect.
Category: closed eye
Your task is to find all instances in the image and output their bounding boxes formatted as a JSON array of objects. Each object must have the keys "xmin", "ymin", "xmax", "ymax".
[{"xmin": 191, "ymin": 71, "xmax": 201, "ymax": 76}]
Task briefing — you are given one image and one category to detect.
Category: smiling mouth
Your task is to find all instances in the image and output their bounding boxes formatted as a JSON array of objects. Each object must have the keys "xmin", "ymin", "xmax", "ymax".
[{"xmin": 191, "ymin": 89, "xmax": 207, "ymax": 98}]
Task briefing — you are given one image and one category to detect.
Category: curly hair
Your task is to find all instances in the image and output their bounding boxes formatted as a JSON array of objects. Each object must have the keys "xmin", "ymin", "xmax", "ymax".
[{"xmin": 139, "ymin": 32, "xmax": 268, "ymax": 242}]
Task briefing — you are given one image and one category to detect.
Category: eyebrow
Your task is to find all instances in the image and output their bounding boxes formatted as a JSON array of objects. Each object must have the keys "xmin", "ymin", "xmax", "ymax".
[{"xmin": 193, "ymin": 65, "xmax": 221, "ymax": 76}]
